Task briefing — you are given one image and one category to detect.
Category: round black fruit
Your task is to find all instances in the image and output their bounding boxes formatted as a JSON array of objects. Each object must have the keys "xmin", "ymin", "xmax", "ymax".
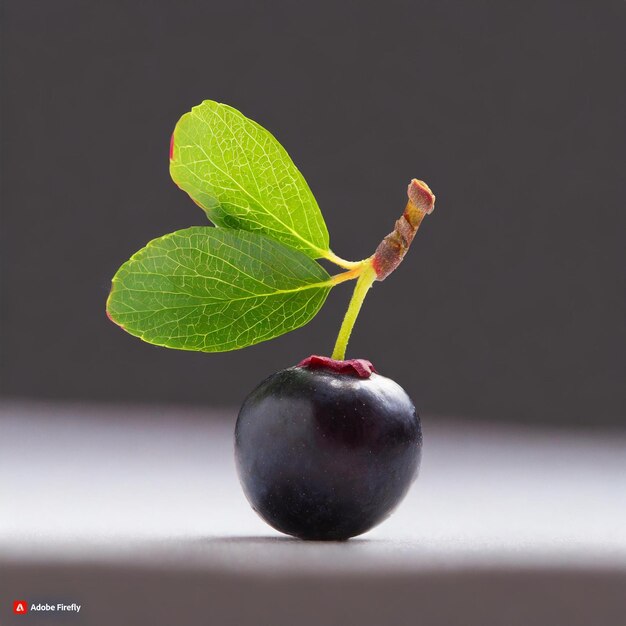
[{"xmin": 234, "ymin": 356, "xmax": 422, "ymax": 540}]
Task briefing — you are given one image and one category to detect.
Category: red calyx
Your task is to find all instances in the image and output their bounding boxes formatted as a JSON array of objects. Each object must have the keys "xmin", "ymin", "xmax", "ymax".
[{"xmin": 297, "ymin": 355, "xmax": 377, "ymax": 379}]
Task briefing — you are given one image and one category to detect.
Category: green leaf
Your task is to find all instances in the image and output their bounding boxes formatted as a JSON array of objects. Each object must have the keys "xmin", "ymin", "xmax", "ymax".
[
  {"xmin": 106, "ymin": 227, "xmax": 332, "ymax": 352},
  {"xmin": 170, "ymin": 100, "xmax": 330, "ymax": 259}
]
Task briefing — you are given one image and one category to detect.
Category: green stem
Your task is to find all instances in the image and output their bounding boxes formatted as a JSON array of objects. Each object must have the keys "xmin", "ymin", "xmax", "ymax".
[
  {"xmin": 324, "ymin": 249, "xmax": 368, "ymax": 270},
  {"xmin": 331, "ymin": 262, "xmax": 377, "ymax": 360}
]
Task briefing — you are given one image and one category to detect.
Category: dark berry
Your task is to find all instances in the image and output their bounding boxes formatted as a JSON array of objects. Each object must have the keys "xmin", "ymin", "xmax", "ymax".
[{"xmin": 234, "ymin": 356, "xmax": 422, "ymax": 540}]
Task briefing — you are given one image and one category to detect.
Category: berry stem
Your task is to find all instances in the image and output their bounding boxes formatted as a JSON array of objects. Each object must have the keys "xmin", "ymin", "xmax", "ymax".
[
  {"xmin": 330, "ymin": 179, "xmax": 435, "ymax": 360},
  {"xmin": 331, "ymin": 262, "xmax": 377, "ymax": 360}
]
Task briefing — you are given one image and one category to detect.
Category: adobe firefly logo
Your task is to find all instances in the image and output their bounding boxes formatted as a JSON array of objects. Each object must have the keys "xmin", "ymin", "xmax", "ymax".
[
  {"xmin": 13, "ymin": 600, "xmax": 28, "ymax": 614},
  {"xmin": 12, "ymin": 600, "xmax": 82, "ymax": 615}
]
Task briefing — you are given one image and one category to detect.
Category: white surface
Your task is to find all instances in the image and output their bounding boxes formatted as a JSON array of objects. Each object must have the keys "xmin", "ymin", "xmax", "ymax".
[{"xmin": 1, "ymin": 401, "xmax": 625, "ymax": 572}]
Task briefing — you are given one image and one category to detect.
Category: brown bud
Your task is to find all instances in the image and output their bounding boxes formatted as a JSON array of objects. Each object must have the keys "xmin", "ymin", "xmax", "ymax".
[{"xmin": 371, "ymin": 179, "xmax": 435, "ymax": 281}]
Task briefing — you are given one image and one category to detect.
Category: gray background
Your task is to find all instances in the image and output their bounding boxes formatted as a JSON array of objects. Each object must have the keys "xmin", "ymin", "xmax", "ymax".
[{"xmin": 1, "ymin": 0, "xmax": 624, "ymax": 426}]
